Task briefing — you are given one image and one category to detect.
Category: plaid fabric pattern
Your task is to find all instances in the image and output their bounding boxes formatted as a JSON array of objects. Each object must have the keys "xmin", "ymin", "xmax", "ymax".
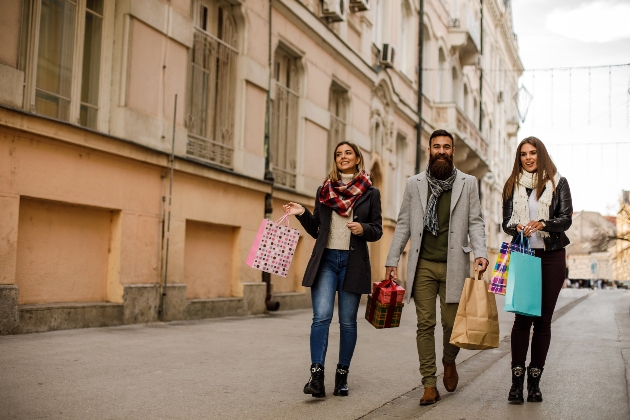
[
  {"xmin": 488, "ymin": 238, "xmax": 535, "ymax": 295},
  {"xmin": 365, "ymin": 295, "xmax": 404, "ymax": 329},
  {"xmin": 489, "ymin": 242, "xmax": 511, "ymax": 295},
  {"xmin": 319, "ymin": 170, "xmax": 372, "ymax": 217}
]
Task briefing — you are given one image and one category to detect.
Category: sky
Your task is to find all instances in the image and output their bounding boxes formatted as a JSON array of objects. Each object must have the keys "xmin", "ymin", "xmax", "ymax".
[{"xmin": 510, "ymin": 0, "xmax": 630, "ymax": 215}]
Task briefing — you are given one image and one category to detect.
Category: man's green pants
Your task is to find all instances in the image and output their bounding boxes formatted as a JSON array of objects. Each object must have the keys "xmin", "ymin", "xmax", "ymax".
[{"xmin": 413, "ymin": 258, "xmax": 460, "ymax": 387}]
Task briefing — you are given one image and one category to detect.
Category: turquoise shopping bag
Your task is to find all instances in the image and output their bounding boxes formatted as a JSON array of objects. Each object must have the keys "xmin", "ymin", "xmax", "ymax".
[{"xmin": 504, "ymin": 234, "xmax": 542, "ymax": 317}]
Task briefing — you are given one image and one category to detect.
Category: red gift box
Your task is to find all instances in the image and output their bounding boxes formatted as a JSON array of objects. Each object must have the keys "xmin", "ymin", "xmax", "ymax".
[{"xmin": 372, "ymin": 279, "xmax": 405, "ymax": 304}]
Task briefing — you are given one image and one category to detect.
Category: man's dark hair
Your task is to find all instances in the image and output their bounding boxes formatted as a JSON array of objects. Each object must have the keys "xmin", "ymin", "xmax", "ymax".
[{"xmin": 429, "ymin": 129, "xmax": 454, "ymax": 147}]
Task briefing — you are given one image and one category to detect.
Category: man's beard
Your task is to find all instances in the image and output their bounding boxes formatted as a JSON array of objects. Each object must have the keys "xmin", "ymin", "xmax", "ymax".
[{"xmin": 428, "ymin": 153, "xmax": 454, "ymax": 180}]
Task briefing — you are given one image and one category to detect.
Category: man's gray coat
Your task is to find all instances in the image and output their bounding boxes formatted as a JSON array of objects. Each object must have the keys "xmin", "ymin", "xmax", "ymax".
[{"xmin": 385, "ymin": 170, "xmax": 488, "ymax": 303}]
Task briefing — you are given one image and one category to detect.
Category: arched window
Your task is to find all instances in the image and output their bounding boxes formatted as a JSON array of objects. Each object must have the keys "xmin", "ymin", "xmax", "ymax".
[
  {"xmin": 437, "ymin": 48, "xmax": 447, "ymax": 102},
  {"xmin": 463, "ymin": 83, "xmax": 470, "ymax": 116},
  {"xmin": 372, "ymin": 119, "xmax": 383, "ymax": 156},
  {"xmin": 373, "ymin": 0, "xmax": 384, "ymax": 47},
  {"xmin": 270, "ymin": 46, "xmax": 301, "ymax": 189},
  {"xmin": 327, "ymin": 83, "xmax": 349, "ymax": 170},
  {"xmin": 422, "ymin": 28, "xmax": 430, "ymax": 95},
  {"xmin": 451, "ymin": 67, "xmax": 460, "ymax": 105},
  {"xmin": 400, "ymin": 0, "xmax": 415, "ymax": 77},
  {"xmin": 187, "ymin": 0, "xmax": 239, "ymax": 168}
]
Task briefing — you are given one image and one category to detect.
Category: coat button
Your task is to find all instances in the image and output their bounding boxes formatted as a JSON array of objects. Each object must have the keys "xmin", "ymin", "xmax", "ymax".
[
  {"xmin": 350, "ymin": 246, "xmax": 355, "ymax": 251},
  {"xmin": 353, "ymin": 216, "xmax": 358, "ymax": 220}
]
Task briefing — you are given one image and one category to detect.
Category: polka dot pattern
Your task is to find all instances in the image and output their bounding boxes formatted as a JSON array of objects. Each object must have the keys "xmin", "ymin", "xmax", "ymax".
[{"xmin": 247, "ymin": 219, "xmax": 300, "ymax": 278}]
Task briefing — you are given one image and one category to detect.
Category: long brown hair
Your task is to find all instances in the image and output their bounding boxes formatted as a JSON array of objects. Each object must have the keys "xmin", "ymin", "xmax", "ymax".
[
  {"xmin": 327, "ymin": 141, "xmax": 366, "ymax": 182},
  {"xmin": 502, "ymin": 137, "xmax": 558, "ymax": 200}
]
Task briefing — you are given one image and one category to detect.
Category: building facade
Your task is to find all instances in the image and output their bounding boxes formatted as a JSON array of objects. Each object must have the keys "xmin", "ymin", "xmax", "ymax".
[
  {"xmin": 0, "ymin": 0, "xmax": 522, "ymax": 334},
  {"xmin": 566, "ymin": 211, "xmax": 617, "ymax": 282}
]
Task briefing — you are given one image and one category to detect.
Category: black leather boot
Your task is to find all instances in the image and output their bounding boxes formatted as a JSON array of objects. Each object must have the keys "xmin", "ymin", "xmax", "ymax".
[
  {"xmin": 304, "ymin": 363, "xmax": 326, "ymax": 398},
  {"xmin": 527, "ymin": 366, "xmax": 544, "ymax": 402},
  {"xmin": 333, "ymin": 364, "xmax": 349, "ymax": 396},
  {"xmin": 508, "ymin": 365, "xmax": 525, "ymax": 404}
]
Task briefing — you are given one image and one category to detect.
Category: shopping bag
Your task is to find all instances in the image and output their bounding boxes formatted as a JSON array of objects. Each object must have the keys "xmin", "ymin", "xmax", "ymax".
[
  {"xmin": 372, "ymin": 279, "xmax": 405, "ymax": 304},
  {"xmin": 504, "ymin": 233, "xmax": 542, "ymax": 317},
  {"xmin": 365, "ymin": 280, "xmax": 404, "ymax": 329},
  {"xmin": 246, "ymin": 214, "xmax": 300, "ymax": 277},
  {"xmin": 450, "ymin": 273, "xmax": 500, "ymax": 350},
  {"xmin": 489, "ymin": 236, "xmax": 535, "ymax": 295},
  {"xmin": 488, "ymin": 242, "xmax": 511, "ymax": 295}
]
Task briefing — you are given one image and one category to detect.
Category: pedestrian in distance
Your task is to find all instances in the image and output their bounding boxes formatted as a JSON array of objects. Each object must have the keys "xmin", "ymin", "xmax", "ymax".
[
  {"xmin": 283, "ymin": 141, "xmax": 383, "ymax": 398},
  {"xmin": 384, "ymin": 129, "xmax": 489, "ymax": 406},
  {"xmin": 502, "ymin": 136, "xmax": 573, "ymax": 404}
]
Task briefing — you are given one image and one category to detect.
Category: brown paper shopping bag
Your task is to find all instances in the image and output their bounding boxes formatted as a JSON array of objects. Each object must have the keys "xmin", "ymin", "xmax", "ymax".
[{"xmin": 449, "ymin": 273, "xmax": 500, "ymax": 350}]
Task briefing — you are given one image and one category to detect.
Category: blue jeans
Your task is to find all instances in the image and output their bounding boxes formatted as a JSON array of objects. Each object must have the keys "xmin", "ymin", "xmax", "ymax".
[{"xmin": 310, "ymin": 249, "xmax": 362, "ymax": 367}]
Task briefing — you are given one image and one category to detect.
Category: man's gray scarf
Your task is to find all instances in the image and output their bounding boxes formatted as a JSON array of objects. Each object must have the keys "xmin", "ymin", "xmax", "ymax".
[{"xmin": 424, "ymin": 167, "xmax": 457, "ymax": 236}]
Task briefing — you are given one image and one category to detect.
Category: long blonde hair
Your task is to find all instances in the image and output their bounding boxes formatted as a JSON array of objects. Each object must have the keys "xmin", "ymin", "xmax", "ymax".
[{"xmin": 327, "ymin": 141, "xmax": 366, "ymax": 182}]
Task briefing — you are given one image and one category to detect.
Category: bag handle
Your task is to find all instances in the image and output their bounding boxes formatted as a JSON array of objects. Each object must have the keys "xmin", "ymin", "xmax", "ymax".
[
  {"xmin": 274, "ymin": 214, "xmax": 291, "ymax": 227},
  {"xmin": 517, "ymin": 231, "xmax": 531, "ymax": 250}
]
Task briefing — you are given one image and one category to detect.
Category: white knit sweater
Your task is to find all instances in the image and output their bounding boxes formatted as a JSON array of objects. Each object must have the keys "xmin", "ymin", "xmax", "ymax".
[{"xmin": 325, "ymin": 173, "xmax": 354, "ymax": 250}]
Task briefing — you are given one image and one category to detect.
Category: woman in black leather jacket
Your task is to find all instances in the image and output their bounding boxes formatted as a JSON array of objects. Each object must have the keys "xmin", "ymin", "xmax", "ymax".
[{"xmin": 501, "ymin": 137, "xmax": 573, "ymax": 405}]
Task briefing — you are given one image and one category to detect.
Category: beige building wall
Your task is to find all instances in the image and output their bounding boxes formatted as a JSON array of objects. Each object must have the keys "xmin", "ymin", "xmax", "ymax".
[{"xmin": 0, "ymin": 0, "xmax": 522, "ymax": 333}]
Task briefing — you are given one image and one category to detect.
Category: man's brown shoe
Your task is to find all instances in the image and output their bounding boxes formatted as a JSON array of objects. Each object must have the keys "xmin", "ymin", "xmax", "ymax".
[
  {"xmin": 419, "ymin": 387, "xmax": 441, "ymax": 405},
  {"xmin": 443, "ymin": 358, "xmax": 459, "ymax": 392}
]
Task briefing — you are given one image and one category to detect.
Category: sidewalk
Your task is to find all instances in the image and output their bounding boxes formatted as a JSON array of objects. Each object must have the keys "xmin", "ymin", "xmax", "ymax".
[{"xmin": 1, "ymin": 288, "xmax": 626, "ymax": 420}]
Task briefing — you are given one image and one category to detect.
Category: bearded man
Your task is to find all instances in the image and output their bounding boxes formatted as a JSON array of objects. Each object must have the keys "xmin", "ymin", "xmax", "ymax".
[{"xmin": 385, "ymin": 129, "xmax": 489, "ymax": 405}]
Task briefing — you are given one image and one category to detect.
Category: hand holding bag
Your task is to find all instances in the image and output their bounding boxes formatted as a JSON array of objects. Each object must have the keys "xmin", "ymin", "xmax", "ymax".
[
  {"xmin": 246, "ymin": 214, "xmax": 300, "ymax": 278},
  {"xmin": 489, "ymin": 237, "xmax": 536, "ymax": 295},
  {"xmin": 450, "ymin": 272, "xmax": 500, "ymax": 350},
  {"xmin": 504, "ymin": 232, "xmax": 542, "ymax": 317}
]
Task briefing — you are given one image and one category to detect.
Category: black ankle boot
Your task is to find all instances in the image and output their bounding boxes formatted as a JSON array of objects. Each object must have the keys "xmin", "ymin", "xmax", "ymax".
[
  {"xmin": 304, "ymin": 363, "xmax": 326, "ymax": 398},
  {"xmin": 508, "ymin": 365, "xmax": 525, "ymax": 404},
  {"xmin": 333, "ymin": 364, "xmax": 349, "ymax": 396},
  {"xmin": 527, "ymin": 366, "xmax": 544, "ymax": 402}
]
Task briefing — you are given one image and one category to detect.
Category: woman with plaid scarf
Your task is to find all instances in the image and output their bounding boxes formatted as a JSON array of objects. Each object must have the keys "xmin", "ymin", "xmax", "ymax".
[{"xmin": 283, "ymin": 141, "xmax": 383, "ymax": 399}]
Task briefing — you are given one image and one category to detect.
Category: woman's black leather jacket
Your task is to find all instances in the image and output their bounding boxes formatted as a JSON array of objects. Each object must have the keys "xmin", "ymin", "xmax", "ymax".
[{"xmin": 502, "ymin": 177, "xmax": 573, "ymax": 251}]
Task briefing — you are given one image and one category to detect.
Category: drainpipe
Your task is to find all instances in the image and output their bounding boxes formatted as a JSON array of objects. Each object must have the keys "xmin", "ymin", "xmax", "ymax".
[
  {"xmin": 478, "ymin": 0, "xmax": 483, "ymax": 131},
  {"xmin": 415, "ymin": 0, "xmax": 425, "ymax": 175},
  {"xmin": 263, "ymin": 0, "xmax": 279, "ymax": 311}
]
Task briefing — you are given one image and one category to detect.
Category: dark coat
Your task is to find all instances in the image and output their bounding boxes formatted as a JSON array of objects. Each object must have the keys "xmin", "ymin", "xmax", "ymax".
[
  {"xmin": 296, "ymin": 186, "xmax": 383, "ymax": 294},
  {"xmin": 502, "ymin": 176, "xmax": 573, "ymax": 251}
]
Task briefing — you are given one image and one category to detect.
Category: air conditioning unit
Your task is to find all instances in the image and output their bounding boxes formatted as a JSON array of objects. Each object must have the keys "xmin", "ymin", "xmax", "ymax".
[
  {"xmin": 321, "ymin": 0, "xmax": 346, "ymax": 22},
  {"xmin": 498, "ymin": 91, "xmax": 504, "ymax": 102},
  {"xmin": 349, "ymin": 0, "xmax": 369, "ymax": 12},
  {"xmin": 379, "ymin": 44, "xmax": 395, "ymax": 67}
]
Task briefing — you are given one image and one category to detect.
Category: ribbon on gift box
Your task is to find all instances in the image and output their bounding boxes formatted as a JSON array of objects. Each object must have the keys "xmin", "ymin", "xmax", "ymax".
[
  {"xmin": 373, "ymin": 278, "xmax": 405, "ymax": 304},
  {"xmin": 368, "ymin": 279, "xmax": 401, "ymax": 328}
]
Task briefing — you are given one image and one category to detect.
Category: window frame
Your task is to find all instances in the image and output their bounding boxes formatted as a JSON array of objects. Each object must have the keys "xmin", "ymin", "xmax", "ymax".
[
  {"xmin": 186, "ymin": 0, "xmax": 239, "ymax": 169},
  {"xmin": 20, "ymin": 0, "xmax": 106, "ymax": 130}
]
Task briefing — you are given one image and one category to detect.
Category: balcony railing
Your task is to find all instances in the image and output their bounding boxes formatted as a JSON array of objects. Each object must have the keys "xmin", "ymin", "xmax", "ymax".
[{"xmin": 433, "ymin": 103, "xmax": 488, "ymax": 161}]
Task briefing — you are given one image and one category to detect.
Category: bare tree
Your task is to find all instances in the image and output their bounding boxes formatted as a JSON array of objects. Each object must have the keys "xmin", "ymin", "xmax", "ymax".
[{"xmin": 591, "ymin": 205, "xmax": 630, "ymax": 258}]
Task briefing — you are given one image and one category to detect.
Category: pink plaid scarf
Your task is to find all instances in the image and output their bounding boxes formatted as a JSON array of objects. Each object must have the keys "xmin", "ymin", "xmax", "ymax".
[{"xmin": 319, "ymin": 171, "xmax": 372, "ymax": 217}]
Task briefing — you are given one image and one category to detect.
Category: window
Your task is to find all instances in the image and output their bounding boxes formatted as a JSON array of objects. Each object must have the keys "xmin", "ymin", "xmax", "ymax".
[
  {"xmin": 436, "ymin": 48, "xmax": 447, "ymax": 102},
  {"xmin": 395, "ymin": 133, "xmax": 407, "ymax": 209},
  {"xmin": 327, "ymin": 83, "xmax": 348, "ymax": 169},
  {"xmin": 463, "ymin": 83, "xmax": 470, "ymax": 116},
  {"xmin": 452, "ymin": 67, "xmax": 460, "ymax": 104},
  {"xmin": 399, "ymin": 1, "xmax": 414, "ymax": 77},
  {"xmin": 187, "ymin": 0, "xmax": 238, "ymax": 169},
  {"xmin": 372, "ymin": 0, "xmax": 384, "ymax": 47},
  {"xmin": 20, "ymin": 0, "xmax": 104, "ymax": 129},
  {"xmin": 270, "ymin": 48, "xmax": 300, "ymax": 189}
]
